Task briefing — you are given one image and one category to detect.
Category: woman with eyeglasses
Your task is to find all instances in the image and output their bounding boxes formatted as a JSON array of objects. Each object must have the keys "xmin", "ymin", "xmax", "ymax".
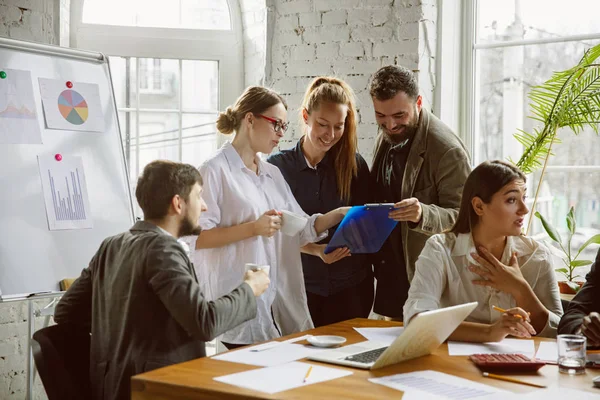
[
  {"xmin": 267, "ymin": 77, "xmax": 374, "ymax": 327},
  {"xmin": 191, "ymin": 86, "xmax": 348, "ymax": 349}
]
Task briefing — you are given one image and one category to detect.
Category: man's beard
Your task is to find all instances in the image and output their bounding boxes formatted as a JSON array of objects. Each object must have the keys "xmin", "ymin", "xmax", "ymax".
[
  {"xmin": 381, "ymin": 113, "xmax": 419, "ymax": 145},
  {"xmin": 178, "ymin": 214, "xmax": 202, "ymax": 237}
]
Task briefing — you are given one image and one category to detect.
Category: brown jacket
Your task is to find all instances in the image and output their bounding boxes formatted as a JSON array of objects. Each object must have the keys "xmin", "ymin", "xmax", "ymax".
[
  {"xmin": 54, "ymin": 221, "xmax": 257, "ymax": 400},
  {"xmin": 373, "ymin": 108, "xmax": 471, "ymax": 282}
]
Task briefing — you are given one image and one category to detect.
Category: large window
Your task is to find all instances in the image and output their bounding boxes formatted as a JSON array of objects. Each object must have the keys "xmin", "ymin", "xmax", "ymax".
[
  {"xmin": 71, "ymin": 0, "xmax": 243, "ymax": 207},
  {"xmin": 464, "ymin": 0, "xmax": 600, "ymax": 262},
  {"xmin": 82, "ymin": 0, "xmax": 231, "ymax": 30},
  {"xmin": 110, "ymin": 57, "xmax": 219, "ymax": 184}
]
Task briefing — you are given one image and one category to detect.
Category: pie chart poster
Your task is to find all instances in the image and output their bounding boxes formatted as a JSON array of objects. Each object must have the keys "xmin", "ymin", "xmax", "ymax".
[{"xmin": 38, "ymin": 78, "xmax": 105, "ymax": 132}]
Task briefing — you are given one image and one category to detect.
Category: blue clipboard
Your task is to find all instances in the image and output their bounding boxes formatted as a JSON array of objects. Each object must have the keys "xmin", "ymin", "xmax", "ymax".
[{"xmin": 324, "ymin": 204, "xmax": 398, "ymax": 254}]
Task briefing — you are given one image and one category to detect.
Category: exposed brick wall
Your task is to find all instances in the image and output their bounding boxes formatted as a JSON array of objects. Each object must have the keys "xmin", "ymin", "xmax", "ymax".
[
  {"xmin": 0, "ymin": 0, "xmax": 57, "ymax": 44},
  {"xmin": 240, "ymin": 0, "xmax": 269, "ymax": 85},
  {"xmin": 264, "ymin": 0, "xmax": 438, "ymax": 162}
]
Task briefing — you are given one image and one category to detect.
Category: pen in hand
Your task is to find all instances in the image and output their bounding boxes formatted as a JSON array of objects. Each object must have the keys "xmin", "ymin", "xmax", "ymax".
[
  {"xmin": 303, "ymin": 366, "xmax": 313, "ymax": 383},
  {"xmin": 492, "ymin": 305, "xmax": 526, "ymax": 320}
]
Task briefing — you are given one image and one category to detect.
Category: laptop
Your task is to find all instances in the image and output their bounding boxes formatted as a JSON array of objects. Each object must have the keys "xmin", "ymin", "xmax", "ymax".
[{"xmin": 308, "ymin": 302, "xmax": 478, "ymax": 370}]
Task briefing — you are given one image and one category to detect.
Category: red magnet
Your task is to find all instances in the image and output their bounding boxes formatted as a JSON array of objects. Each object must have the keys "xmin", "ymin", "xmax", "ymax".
[
  {"xmin": 66, "ymin": 81, "xmax": 73, "ymax": 88},
  {"xmin": 55, "ymin": 154, "xmax": 63, "ymax": 161}
]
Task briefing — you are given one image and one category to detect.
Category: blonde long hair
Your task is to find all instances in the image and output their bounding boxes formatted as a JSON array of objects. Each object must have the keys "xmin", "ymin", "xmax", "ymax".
[{"xmin": 300, "ymin": 77, "xmax": 358, "ymax": 203}]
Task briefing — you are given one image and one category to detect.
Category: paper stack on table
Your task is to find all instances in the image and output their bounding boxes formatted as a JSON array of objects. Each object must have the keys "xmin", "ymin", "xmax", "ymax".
[
  {"xmin": 353, "ymin": 327, "xmax": 404, "ymax": 346},
  {"xmin": 212, "ymin": 342, "xmax": 326, "ymax": 367},
  {"xmin": 214, "ymin": 361, "xmax": 352, "ymax": 394},
  {"xmin": 369, "ymin": 370, "xmax": 507, "ymax": 399},
  {"xmin": 447, "ymin": 338, "xmax": 535, "ymax": 358}
]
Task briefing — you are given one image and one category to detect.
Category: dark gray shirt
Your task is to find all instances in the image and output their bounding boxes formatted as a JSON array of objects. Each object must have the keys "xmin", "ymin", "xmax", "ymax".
[{"xmin": 54, "ymin": 221, "xmax": 256, "ymax": 400}]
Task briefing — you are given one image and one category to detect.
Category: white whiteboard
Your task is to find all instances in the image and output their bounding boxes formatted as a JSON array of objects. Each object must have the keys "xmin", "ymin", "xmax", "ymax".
[{"xmin": 0, "ymin": 37, "xmax": 134, "ymax": 300}]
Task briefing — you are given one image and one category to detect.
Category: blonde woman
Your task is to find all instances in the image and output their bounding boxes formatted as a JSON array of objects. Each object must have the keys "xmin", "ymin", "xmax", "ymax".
[
  {"xmin": 191, "ymin": 86, "xmax": 348, "ymax": 349},
  {"xmin": 268, "ymin": 77, "xmax": 373, "ymax": 327}
]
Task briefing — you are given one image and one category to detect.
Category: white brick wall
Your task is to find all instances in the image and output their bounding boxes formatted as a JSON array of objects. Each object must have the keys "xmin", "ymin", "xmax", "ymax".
[
  {"xmin": 241, "ymin": 0, "xmax": 268, "ymax": 85},
  {"xmin": 1, "ymin": 1, "xmax": 63, "ymax": 396},
  {"xmin": 265, "ymin": 0, "xmax": 438, "ymax": 162}
]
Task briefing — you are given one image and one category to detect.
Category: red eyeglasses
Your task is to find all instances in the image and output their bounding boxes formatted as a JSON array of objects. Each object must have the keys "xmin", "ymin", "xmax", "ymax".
[{"xmin": 256, "ymin": 114, "xmax": 289, "ymax": 134}]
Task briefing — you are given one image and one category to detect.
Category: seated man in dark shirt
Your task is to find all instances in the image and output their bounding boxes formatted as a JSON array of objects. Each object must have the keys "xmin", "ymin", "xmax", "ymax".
[
  {"xmin": 558, "ymin": 248, "xmax": 600, "ymax": 346},
  {"xmin": 55, "ymin": 160, "xmax": 270, "ymax": 400}
]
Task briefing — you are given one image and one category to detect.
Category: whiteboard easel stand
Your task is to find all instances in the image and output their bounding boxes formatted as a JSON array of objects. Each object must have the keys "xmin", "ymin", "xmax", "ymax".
[{"xmin": 0, "ymin": 36, "xmax": 135, "ymax": 400}]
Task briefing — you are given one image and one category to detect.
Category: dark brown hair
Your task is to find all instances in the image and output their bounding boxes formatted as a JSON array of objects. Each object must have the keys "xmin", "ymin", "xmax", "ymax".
[
  {"xmin": 451, "ymin": 160, "xmax": 526, "ymax": 234},
  {"xmin": 369, "ymin": 65, "xmax": 419, "ymax": 101},
  {"xmin": 135, "ymin": 160, "xmax": 203, "ymax": 220},
  {"xmin": 216, "ymin": 86, "xmax": 288, "ymax": 135},
  {"xmin": 301, "ymin": 76, "xmax": 358, "ymax": 203}
]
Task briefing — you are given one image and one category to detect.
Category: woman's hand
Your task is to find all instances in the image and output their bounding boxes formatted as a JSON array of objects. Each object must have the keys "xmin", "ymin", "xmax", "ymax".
[
  {"xmin": 317, "ymin": 244, "xmax": 351, "ymax": 264},
  {"xmin": 487, "ymin": 307, "xmax": 536, "ymax": 342},
  {"xmin": 469, "ymin": 248, "xmax": 527, "ymax": 296},
  {"xmin": 253, "ymin": 209, "xmax": 282, "ymax": 237}
]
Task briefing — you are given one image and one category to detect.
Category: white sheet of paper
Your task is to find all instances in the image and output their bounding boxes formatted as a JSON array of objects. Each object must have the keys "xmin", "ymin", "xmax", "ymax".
[
  {"xmin": 0, "ymin": 69, "xmax": 42, "ymax": 144},
  {"xmin": 38, "ymin": 154, "xmax": 93, "ymax": 230},
  {"xmin": 353, "ymin": 327, "xmax": 404, "ymax": 346},
  {"xmin": 369, "ymin": 370, "xmax": 507, "ymax": 399},
  {"xmin": 214, "ymin": 361, "xmax": 352, "ymax": 394},
  {"xmin": 535, "ymin": 341, "xmax": 558, "ymax": 363},
  {"xmin": 38, "ymin": 78, "xmax": 104, "ymax": 132},
  {"xmin": 483, "ymin": 387, "xmax": 600, "ymax": 399},
  {"xmin": 212, "ymin": 343, "xmax": 326, "ymax": 367},
  {"xmin": 447, "ymin": 338, "xmax": 535, "ymax": 357}
]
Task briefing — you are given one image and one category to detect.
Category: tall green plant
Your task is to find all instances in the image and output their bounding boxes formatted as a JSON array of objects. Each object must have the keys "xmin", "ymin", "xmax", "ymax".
[{"xmin": 512, "ymin": 44, "xmax": 600, "ymax": 233}]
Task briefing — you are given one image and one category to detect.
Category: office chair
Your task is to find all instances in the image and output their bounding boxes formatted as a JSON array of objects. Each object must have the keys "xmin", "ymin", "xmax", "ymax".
[{"xmin": 31, "ymin": 324, "xmax": 92, "ymax": 400}]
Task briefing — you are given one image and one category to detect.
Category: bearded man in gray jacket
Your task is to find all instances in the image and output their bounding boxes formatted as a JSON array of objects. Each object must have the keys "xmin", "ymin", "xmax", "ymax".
[{"xmin": 55, "ymin": 160, "xmax": 269, "ymax": 400}]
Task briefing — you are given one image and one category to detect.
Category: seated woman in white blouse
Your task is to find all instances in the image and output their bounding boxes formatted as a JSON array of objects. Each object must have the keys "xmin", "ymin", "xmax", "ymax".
[
  {"xmin": 404, "ymin": 160, "xmax": 562, "ymax": 341},
  {"xmin": 191, "ymin": 86, "xmax": 348, "ymax": 349}
]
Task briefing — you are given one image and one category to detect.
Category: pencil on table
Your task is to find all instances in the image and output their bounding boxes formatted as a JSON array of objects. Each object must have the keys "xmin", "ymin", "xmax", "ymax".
[
  {"xmin": 303, "ymin": 366, "xmax": 313, "ymax": 383},
  {"xmin": 492, "ymin": 305, "xmax": 524, "ymax": 319},
  {"xmin": 483, "ymin": 372, "xmax": 546, "ymax": 388}
]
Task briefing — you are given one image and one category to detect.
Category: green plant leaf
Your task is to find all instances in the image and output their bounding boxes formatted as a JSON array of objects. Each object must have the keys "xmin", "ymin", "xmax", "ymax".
[
  {"xmin": 575, "ymin": 234, "xmax": 600, "ymax": 259},
  {"xmin": 555, "ymin": 267, "xmax": 569, "ymax": 274},
  {"xmin": 566, "ymin": 207, "xmax": 576, "ymax": 234},
  {"xmin": 566, "ymin": 281, "xmax": 581, "ymax": 292},
  {"xmin": 570, "ymin": 260, "xmax": 592, "ymax": 267},
  {"xmin": 534, "ymin": 211, "xmax": 562, "ymax": 244}
]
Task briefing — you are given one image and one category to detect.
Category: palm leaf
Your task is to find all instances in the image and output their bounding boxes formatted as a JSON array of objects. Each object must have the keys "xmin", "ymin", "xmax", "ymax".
[{"xmin": 515, "ymin": 44, "xmax": 600, "ymax": 174}]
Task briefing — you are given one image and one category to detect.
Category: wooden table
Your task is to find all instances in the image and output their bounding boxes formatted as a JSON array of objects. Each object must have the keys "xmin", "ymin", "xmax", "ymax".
[{"xmin": 131, "ymin": 318, "xmax": 600, "ymax": 399}]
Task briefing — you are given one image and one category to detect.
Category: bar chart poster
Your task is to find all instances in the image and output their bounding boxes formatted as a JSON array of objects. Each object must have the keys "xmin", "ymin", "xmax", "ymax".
[{"xmin": 37, "ymin": 154, "xmax": 93, "ymax": 230}]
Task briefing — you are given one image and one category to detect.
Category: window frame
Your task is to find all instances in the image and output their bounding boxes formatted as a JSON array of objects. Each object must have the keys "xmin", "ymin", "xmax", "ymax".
[
  {"xmin": 70, "ymin": 0, "xmax": 243, "ymax": 175},
  {"xmin": 458, "ymin": 0, "xmax": 600, "ymax": 172}
]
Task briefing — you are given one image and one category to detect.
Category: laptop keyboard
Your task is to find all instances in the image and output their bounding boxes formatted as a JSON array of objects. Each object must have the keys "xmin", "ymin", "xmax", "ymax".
[{"xmin": 344, "ymin": 346, "xmax": 388, "ymax": 364}]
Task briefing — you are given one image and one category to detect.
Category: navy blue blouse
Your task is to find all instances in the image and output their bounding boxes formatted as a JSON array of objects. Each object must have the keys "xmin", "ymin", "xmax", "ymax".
[{"xmin": 267, "ymin": 139, "xmax": 373, "ymax": 296}]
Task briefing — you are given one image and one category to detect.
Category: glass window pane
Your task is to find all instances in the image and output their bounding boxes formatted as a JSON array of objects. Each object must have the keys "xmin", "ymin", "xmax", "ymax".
[
  {"xmin": 182, "ymin": 60, "xmax": 219, "ymax": 111},
  {"xmin": 475, "ymin": 40, "xmax": 600, "ymax": 164},
  {"xmin": 118, "ymin": 111, "xmax": 137, "ymax": 184},
  {"xmin": 138, "ymin": 112, "xmax": 180, "ymax": 167},
  {"xmin": 181, "ymin": 114, "xmax": 217, "ymax": 165},
  {"xmin": 82, "ymin": 0, "xmax": 231, "ymax": 30},
  {"xmin": 529, "ymin": 170, "xmax": 600, "ymax": 277},
  {"xmin": 477, "ymin": 0, "xmax": 600, "ymax": 44},
  {"xmin": 136, "ymin": 58, "xmax": 180, "ymax": 110}
]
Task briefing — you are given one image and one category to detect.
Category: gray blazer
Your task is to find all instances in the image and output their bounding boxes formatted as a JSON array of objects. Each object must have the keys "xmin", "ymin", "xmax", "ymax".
[
  {"xmin": 54, "ymin": 221, "xmax": 257, "ymax": 400},
  {"xmin": 373, "ymin": 108, "xmax": 471, "ymax": 281}
]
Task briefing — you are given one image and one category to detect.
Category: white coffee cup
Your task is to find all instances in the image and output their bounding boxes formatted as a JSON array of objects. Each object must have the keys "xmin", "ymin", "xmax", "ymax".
[
  {"xmin": 245, "ymin": 263, "xmax": 271, "ymax": 276},
  {"xmin": 280, "ymin": 210, "xmax": 308, "ymax": 236}
]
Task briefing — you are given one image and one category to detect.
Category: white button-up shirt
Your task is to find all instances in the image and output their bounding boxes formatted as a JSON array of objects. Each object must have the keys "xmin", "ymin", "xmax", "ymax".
[
  {"xmin": 188, "ymin": 142, "xmax": 326, "ymax": 344},
  {"xmin": 404, "ymin": 232, "xmax": 563, "ymax": 338}
]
